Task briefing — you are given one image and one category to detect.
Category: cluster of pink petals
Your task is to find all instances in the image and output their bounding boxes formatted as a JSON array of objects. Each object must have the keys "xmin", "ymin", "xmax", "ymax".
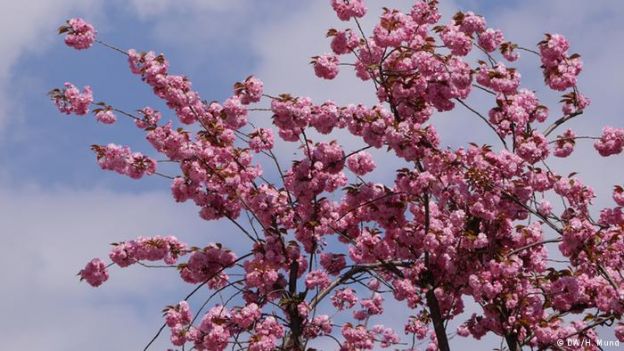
[
  {"xmin": 313, "ymin": 54, "xmax": 340, "ymax": 79},
  {"xmin": 329, "ymin": 29, "xmax": 360, "ymax": 55},
  {"xmin": 440, "ymin": 24, "xmax": 472, "ymax": 56},
  {"xmin": 478, "ymin": 28, "xmax": 504, "ymax": 52},
  {"xmin": 538, "ymin": 34, "xmax": 583, "ymax": 91},
  {"xmin": 320, "ymin": 252, "xmax": 347, "ymax": 275},
  {"xmin": 234, "ymin": 75, "xmax": 263, "ymax": 105},
  {"xmin": 372, "ymin": 9, "xmax": 417, "ymax": 48},
  {"xmin": 135, "ymin": 106, "xmax": 162, "ymax": 129},
  {"xmin": 180, "ymin": 244, "xmax": 237, "ymax": 285},
  {"xmin": 79, "ymin": 258, "xmax": 109, "ymax": 287},
  {"xmin": 91, "ymin": 143, "xmax": 157, "ymax": 179},
  {"xmin": 50, "ymin": 82, "xmax": 93, "ymax": 115},
  {"xmin": 614, "ymin": 186, "xmax": 624, "ymax": 207},
  {"xmin": 303, "ymin": 314, "xmax": 332, "ymax": 338},
  {"xmin": 248, "ymin": 128, "xmax": 274, "ymax": 153},
  {"xmin": 594, "ymin": 126, "xmax": 624, "ymax": 156},
  {"xmin": 488, "ymin": 89, "xmax": 548, "ymax": 136},
  {"xmin": 332, "ymin": 288, "xmax": 359, "ymax": 310},
  {"xmin": 346, "ymin": 151, "xmax": 375, "ymax": 175},
  {"xmin": 305, "ymin": 270, "xmax": 331, "ymax": 289},
  {"xmin": 94, "ymin": 107, "xmax": 116, "ymax": 124},
  {"xmin": 515, "ymin": 131, "xmax": 549, "ymax": 163},
  {"xmin": 476, "ymin": 63, "xmax": 520, "ymax": 94},
  {"xmin": 561, "ymin": 91, "xmax": 590, "ymax": 116},
  {"xmin": 554, "ymin": 129, "xmax": 576, "ymax": 157},
  {"xmin": 61, "ymin": 18, "xmax": 96, "ymax": 50},
  {"xmin": 165, "ymin": 301, "xmax": 193, "ymax": 345},
  {"xmin": 331, "ymin": 0, "xmax": 367, "ymax": 21},
  {"xmin": 109, "ymin": 235, "xmax": 186, "ymax": 267}
]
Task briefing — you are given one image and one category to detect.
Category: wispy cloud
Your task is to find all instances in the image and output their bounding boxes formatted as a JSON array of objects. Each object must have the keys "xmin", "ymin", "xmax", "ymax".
[
  {"xmin": 0, "ymin": 184, "xmax": 239, "ymax": 350},
  {"xmin": 0, "ymin": 0, "xmax": 104, "ymax": 134}
]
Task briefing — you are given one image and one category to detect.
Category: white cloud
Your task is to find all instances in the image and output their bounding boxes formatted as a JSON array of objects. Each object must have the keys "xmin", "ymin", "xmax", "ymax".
[
  {"xmin": 0, "ymin": 184, "xmax": 243, "ymax": 350},
  {"xmin": 128, "ymin": 0, "xmax": 245, "ymax": 19}
]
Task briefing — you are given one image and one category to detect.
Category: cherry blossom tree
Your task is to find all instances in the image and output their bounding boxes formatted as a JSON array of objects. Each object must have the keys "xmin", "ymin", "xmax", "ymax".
[{"xmin": 51, "ymin": 1, "xmax": 624, "ymax": 350}]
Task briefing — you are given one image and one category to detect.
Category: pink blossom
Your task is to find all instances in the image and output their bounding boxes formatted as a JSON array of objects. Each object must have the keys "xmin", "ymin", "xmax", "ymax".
[
  {"xmin": 79, "ymin": 258, "xmax": 109, "ymax": 287},
  {"xmin": 457, "ymin": 324, "xmax": 470, "ymax": 337},
  {"xmin": 304, "ymin": 315, "xmax": 332, "ymax": 338},
  {"xmin": 346, "ymin": 151, "xmax": 376, "ymax": 175},
  {"xmin": 594, "ymin": 126, "xmax": 624, "ymax": 157},
  {"xmin": 232, "ymin": 303, "xmax": 261, "ymax": 329},
  {"xmin": 191, "ymin": 305, "xmax": 232, "ymax": 350},
  {"xmin": 562, "ymin": 92, "xmax": 590, "ymax": 115},
  {"xmin": 305, "ymin": 270, "xmax": 331, "ymax": 290},
  {"xmin": 515, "ymin": 131, "xmax": 549, "ymax": 163},
  {"xmin": 91, "ymin": 144, "xmax": 157, "ymax": 179},
  {"xmin": 537, "ymin": 200, "xmax": 553, "ymax": 216},
  {"xmin": 539, "ymin": 34, "xmax": 569, "ymax": 65},
  {"xmin": 372, "ymin": 325, "xmax": 400, "ymax": 348},
  {"xmin": 478, "ymin": 28, "xmax": 504, "ymax": 52},
  {"xmin": 181, "ymin": 244, "xmax": 237, "ymax": 284},
  {"xmin": 500, "ymin": 41, "xmax": 519, "ymax": 61},
  {"xmin": 373, "ymin": 9, "xmax": 415, "ymax": 48},
  {"xmin": 476, "ymin": 63, "xmax": 520, "ymax": 94},
  {"xmin": 405, "ymin": 316, "xmax": 429, "ymax": 339},
  {"xmin": 329, "ymin": 29, "xmax": 360, "ymax": 55},
  {"xmin": 410, "ymin": 1, "xmax": 441, "ymax": 25},
  {"xmin": 320, "ymin": 252, "xmax": 346, "ymax": 275},
  {"xmin": 613, "ymin": 186, "xmax": 624, "ymax": 207},
  {"xmin": 109, "ymin": 235, "xmax": 186, "ymax": 267},
  {"xmin": 615, "ymin": 324, "xmax": 624, "ymax": 342},
  {"xmin": 165, "ymin": 301, "xmax": 192, "ymax": 327},
  {"xmin": 342, "ymin": 324, "xmax": 374, "ymax": 349},
  {"xmin": 249, "ymin": 317, "xmax": 284, "ymax": 351},
  {"xmin": 234, "ymin": 76, "xmax": 263, "ymax": 105},
  {"xmin": 354, "ymin": 292, "xmax": 383, "ymax": 320},
  {"xmin": 538, "ymin": 34, "xmax": 583, "ymax": 91},
  {"xmin": 457, "ymin": 12, "xmax": 486, "ymax": 35},
  {"xmin": 248, "ymin": 128, "xmax": 274, "ymax": 153},
  {"xmin": 56, "ymin": 3, "xmax": 624, "ymax": 350},
  {"xmin": 331, "ymin": 0, "xmax": 367, "ymax": 21},
  {"xmin": 332, "ymin": 288, "xmax": 358, "ymax": 310},
  {"xmin": 440, "ymin": 24, "xmax": 472, "ymax": 56},
  {"xmin": 50, "ymin": 82, "xmax": 93, "ymax": 115},
  {"xmin": 135, "ymin": 107, "xmax": 161, "ymax": 129},
  {"xmin": 61, "ymin": 18, "xmax": 96, "ymax": 50},
  {"xmin": 94, "ymin": 107, "xmax": 117, "ymax": 124},
  {"xmin": 554, "ymin": 129, "xmax": 576, "ymax": 158},
  {"xmin": 313, "ymin": 54, "xmax": 340, "ymax": 79}
]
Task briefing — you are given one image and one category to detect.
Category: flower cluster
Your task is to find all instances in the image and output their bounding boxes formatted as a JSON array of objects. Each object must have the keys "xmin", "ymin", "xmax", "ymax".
[
  {"xmin": 594, "ymin": 126, "xmax": 624, "ymax": 156},
  {"xmin": 109, "ymin": 235, "xmax": 186, "ymax": 267},
  {"xmin": 57, "ymin": 5, "xmax": 624, "ymax": 351},
  {"xmin": 180, "ymin": 244, "xmax": 237, "ymax": 286},
  {"xmin": 331, "ymin": 0, "xmax": 367, "ymax": 21},
  {"xmin": 49, "ymin": 82, "xmax": 93, "ymax": 115},
  {"xmin": 79, "ymin": 258, "xmax": 109, "ymax": 287},
  {"xmin": 93, "ymin": 105, "xmax": 117, "ymax": 124},
  {"xmin": 538, "ymin": 34, "xmax": 583, "ymax": 91},
  {"xmin": 60, "ymin": 18, "xmax": 96, "ymax": 50},
  {"xmin": 553, "ymin": 129, "xmax": 576, "ymax": 157},
  {"xmin": 91, "ymin": 144, "xmax": 157, "ymax": 179},
  {"xmin": 164, "ymin": 301, "xmax": 193, "ymax": 345},
  {"xmin": 312, "ymin": 54, "xmax": 340, "ymax": 79}
]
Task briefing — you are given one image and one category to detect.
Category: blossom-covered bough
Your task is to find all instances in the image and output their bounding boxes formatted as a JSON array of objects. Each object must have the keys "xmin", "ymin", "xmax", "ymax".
[{"xmin": 52, "ymin": 1, "xmax": 624, "ymax": 350}]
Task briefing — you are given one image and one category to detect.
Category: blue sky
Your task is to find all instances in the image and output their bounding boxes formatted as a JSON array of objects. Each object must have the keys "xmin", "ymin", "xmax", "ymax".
[{"xmin": 1, "ymin": 1, "xmax": 623, "ymax": 350}]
